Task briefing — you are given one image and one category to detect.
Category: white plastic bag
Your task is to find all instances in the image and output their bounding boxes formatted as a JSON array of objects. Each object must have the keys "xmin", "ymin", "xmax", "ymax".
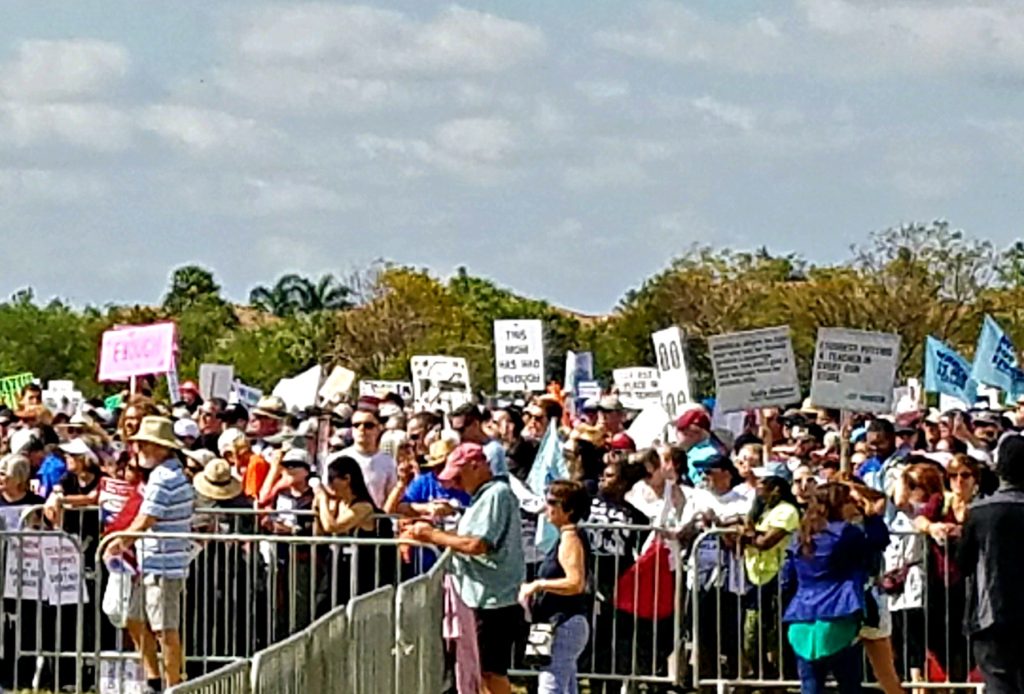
[{"xmin": 102, "ymin": 568, "xmax": 135, "ymax": 628}]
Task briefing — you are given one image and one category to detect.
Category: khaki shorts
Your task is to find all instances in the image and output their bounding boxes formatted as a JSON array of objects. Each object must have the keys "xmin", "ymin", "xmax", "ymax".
[{"xmin": 128, "ymin": 575, "xmax": 184, "ymax": 632}]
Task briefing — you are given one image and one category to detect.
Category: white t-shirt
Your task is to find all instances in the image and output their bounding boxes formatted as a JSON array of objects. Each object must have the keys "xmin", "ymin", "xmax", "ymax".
[{"xmin": 338, "ymin": 446, "xmax": 397, "ymax": 509}]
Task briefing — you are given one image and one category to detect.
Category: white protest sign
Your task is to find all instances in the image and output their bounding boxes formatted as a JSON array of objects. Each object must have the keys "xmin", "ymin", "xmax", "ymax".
[
  {"xmin": 493, "ymin": 319, "xmax": 545, "ymax": 392},
  {"xmin": 410, "ymin": 356, "xmax": 472, "ymax": 413},
  {"xmin": 613, "ymin": 367, "xmax": 661, "ymax": 410},
  {"xmin": 627, "ymin": 403, "xmax": 672, "ymax": 449},
  {"xmin": 231, "ymin": 381, "xmax": 263, "ymax": 409},
  {"xmin": 99, "ymin": 654, "xmax": 145, "ymax": 694},
  {"xmin": 199, "ymin": 364, "xmax": 234, "ymax": 400},
  {"xmin": 359, "ymin": 380, "xmax": 414, "ymax": 402},
  {"xmin": 272, "ymin": 364, "xmax": 322, "ymax": 412},
  {"xmin": 707, "ymin": 326, "xmax": 801, "ymax": 413},
  {"xmin": 166, "ymin": 353, "xmax": 181, "ymax": 404},
  {"xmin": 810, "ymin": 328, "xmax": 901, "ymax": 413},
  {"xmin": 41, "ymin": 534, "xmax": 88, "ymax": 605},
  {"xmin": 577, "ymin": 380, "xmax": 602, "ymax": 401},
  {"xmin": 651, "ymin": 326, "xmax": 691, "ymax": 419},
  {"xmin": 563, "ymin": 351, "xmax": 594, "ymax": 394},
  {"xmin": 42, "ymin": 380, "xmax": 83, "ymax": 415},
  {"xmin": 4, "ymin": 533, "xmax": 42, "ymax": 601},
  {"xmin": 318, "ymin": 366, "xmax": 356, "ymax": 403}
]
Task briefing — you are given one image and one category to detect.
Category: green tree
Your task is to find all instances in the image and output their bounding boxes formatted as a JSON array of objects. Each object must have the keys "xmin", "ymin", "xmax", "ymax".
[{"xmin": 162, "ymin": 265, "xmax": 229, "ymax": 314}]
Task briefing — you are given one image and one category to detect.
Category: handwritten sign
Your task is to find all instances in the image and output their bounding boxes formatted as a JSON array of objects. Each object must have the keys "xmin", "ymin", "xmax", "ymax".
[
  {"xmin": 359, "ymin": 380, "xmax": 414, "ymax": 402},
  {"xmin": 98, "ymin": 323, "xmax": 177, "ymax": 382},
  {"xmin": 411, "ymin": 356, "xmax": 472, "ymax": 413},
  {"xmin": 708, "ymin": 326, "xmax": 801, "ymax": 412},
  {"xmin": 493, "ymin": 320, "xmax": 545, "ymax": 392},
  {"xmin": 651, "ymin": 327, "xmax": 691, "ymax": 419},
  {"xmin": 613, "ymin": 367, "xmax": 661, "ymax": 410},
  {"xmin": 810, "ymin": 328, "xmax": 900, "ymax": 413}
]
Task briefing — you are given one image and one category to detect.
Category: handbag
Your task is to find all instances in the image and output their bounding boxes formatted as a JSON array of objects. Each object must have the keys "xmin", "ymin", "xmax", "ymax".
[
  {"xmin": 614, "ymin": 538, "xmax": 675, "ymax": 621},
  {"xmin": 523, "ymin": 622, "xmax": 555, "ymax": 667}
]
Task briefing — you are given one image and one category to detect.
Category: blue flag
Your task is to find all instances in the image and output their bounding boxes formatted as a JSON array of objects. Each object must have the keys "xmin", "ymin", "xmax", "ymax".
[
  {"xmin": 971, "ymin": 315, "xmax": 1024, "ymax": 399},
  {"xmin": 924, "ymin": 336, "xmax": 978, "ymax": 405},
  {"xmin": 527, "ymin": 419, "xmax": 567, "ymax": 553}
]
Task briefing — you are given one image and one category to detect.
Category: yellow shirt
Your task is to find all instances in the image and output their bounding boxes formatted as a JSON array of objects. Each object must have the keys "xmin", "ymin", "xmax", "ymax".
[{"xmin": 744, "ymin": 501, "xmax": 800, "ymax": 586}]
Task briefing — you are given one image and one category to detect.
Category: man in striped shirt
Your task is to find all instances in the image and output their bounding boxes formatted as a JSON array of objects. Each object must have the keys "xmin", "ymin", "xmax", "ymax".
[{"xmin": 106, "ymin": 416, "xmax": 194, "ymax": 693}]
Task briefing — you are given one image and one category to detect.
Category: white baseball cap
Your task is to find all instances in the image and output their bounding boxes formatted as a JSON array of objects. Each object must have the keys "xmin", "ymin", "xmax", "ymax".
[
  {"xmin": 59, "ymin": 438, "xmax": 99, "ymax": 464},
  {"xmin": 174, "ymin": 418, "xmax": 200, "ymax": 441}
]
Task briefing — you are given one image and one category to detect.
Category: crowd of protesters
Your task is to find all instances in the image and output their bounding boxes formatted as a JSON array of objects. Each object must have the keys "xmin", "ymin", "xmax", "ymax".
[{"xmin": 2, "ymin": 378, "xmax": 1024, "ymax": 693}]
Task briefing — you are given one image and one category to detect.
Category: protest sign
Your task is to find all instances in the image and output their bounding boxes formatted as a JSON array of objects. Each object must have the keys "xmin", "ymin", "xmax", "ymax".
[
  {"xmin": 3, "ymin": 508, "xmax": 42, "ymax": 601},
  {"xmin": 42, "ymin": 380, "xmax": 83, "ymax": 415},
  {"xmin": 707, "ymin": 326, "xmax": 800, "ymax": 413},
  {"xmin": 563, "ymin": 351, "xmax": 594, "ymax": 395},
  {"xmin": 810, "ymin": 328, "xmax": 901, "ymax": 413},
  {"xmin": 271, "ymin": 365, "xmax": 321, "ymax": 411},
  {"xmin": 166, "ymin": 353, "xmax": 181, "ymax": 404},
  {"xmin": 199, "ymin": 364, "xmax": 235, "ymax": 401},
  {"xmin": 971, "ymin": 315, "xmax": 1024, "ymax": 399},
  {"xmin": 0, "ymin": 372, "xmax": 34, "ymax": 408},
  {"xmin": 493, "ymin": 319, "xmax": 545, "ymax": 392},
  {"xmin": 576, "ymin": 380, "xmax": 601, "ymax": 401},
  {"xmin": 410, "ymin": 356, "xmax": 472, "ymax": 413},
  {"xmin": 924, "ymin": 336, "xmax": 978, "ymax": 405},
  {"xmin": 41, "ymin": 534, "xmax": 88, "ymax": 605},
  {"xmin": 651, "ymin": 327, "xmax": 691, "ymax": 418},
  {"xmin": 98, "ymin": 322, "xmax": 176, "ymax": 382},
  {"xmin": 359, "ymin": 380, "xmax": 414, "ymax": 402},
  {"xmin": 612, "ymin": 367, "xmax": 661, "ymax": 410},
  {"xmin": 627, "ymin": 403, "xmax": 672, "ymax": 449},
  {"xmin": 318, "ymin": 366, "xmax": 356, "ymax": 403},
  {"xmin": 231, "ymin": 381, "xmax": 263, "ymax": 409}
]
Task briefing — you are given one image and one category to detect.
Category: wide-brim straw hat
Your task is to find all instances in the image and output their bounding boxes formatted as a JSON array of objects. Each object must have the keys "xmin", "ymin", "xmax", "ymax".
[
  {"xmin": 193, "ymin": 458, "xmax": 243, "ymax": 500},
  {"xmin": 129, "ymin": 416, "xmax": 183, "ymax": 451}
]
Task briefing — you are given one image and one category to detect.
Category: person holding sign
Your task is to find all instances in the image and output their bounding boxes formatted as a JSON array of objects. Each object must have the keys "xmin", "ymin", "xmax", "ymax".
[{"xmin": 105, "ymin": 416, "xmax": 194, "ymax": 693}]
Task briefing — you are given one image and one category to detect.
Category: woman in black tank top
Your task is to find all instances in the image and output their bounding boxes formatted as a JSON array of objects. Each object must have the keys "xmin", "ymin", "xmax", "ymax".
[{"xmin": 519, "ymin": 480, "xmax": 593, "ymax": 694}]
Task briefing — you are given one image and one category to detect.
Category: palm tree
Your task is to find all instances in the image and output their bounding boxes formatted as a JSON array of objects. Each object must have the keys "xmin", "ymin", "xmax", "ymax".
[{"xmin": 249, "ymin": 273, "xmax": 352, "ymax": 316}]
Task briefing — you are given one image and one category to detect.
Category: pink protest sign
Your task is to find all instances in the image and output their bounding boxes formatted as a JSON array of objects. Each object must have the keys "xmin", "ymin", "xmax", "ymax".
[{"xmin": 97, "ymin": 322, "xmax": 177, "ymax": 382}]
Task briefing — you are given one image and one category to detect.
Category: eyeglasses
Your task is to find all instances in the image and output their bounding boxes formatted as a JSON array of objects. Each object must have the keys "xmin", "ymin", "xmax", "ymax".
[
  {"xmin": 950, "ymin": 471, "xmax": 974, "ymax": 480},
  {"xmin": 352, "ymin": 422, "xmax": 378, "ymax": 430}
]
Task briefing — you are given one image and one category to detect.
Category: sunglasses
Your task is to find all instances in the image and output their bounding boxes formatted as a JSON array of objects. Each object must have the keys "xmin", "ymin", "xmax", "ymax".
[
  {"xmin": 545, "ymin": 497, "xmax": 562, "ymax": 507},
  {"xmin": 950, "ymin": 471, "xmax": 974, "ymax": 480},
  {"xmin": 352, "ymin": 422, "xmax": 378, "ymax": 430}
]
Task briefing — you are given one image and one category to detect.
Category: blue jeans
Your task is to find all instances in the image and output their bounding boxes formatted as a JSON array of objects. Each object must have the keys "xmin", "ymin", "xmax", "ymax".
[
  {"xmin": 539, "ymin": 615, "xmax": 590, "ymax": 694},
  {"xmin": 796, "ymin": 642, "xmax": 863, "ymax": 694}
]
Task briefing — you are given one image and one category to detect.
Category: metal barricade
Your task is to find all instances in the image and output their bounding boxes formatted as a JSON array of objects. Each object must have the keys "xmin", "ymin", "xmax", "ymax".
[
  {"xmin": 511, "ymin": 521, "xmax": 687, "ymax": 690},
  {"xmin": 395, "ymin": 550, "xmax": 452, "ymax": 694},
  {"xmin": 305, "ymin": 604, "xmax": 350, "ymax": 694},
  {"xmin": 166, "ymin": 659, "xmax": 251, "ymax": 694},
  {"xmin": 250, "ymin": 628, "xmax": 309, "ymax": 694},
  {"xmin": 0, "ymin": 526, "xmax": 88, "ymax": 693},
  {"xmin": 347, "ymin": 584, "xmax": 397, "ymax": 694},
  {"xmin": 688, "ymin": 527, "xmax": 985, "ymax": 692}
]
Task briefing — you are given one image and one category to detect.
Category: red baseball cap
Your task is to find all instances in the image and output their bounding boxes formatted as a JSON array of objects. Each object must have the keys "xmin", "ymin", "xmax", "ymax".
[
  {"xmin": 676, "ymin": 408, "xmax": 711, "ymax": 432},
  {"xmin": 180, "ymin": 380, "xmax": 199, "ymax": 394},
  {"xmin": 437, "ymin": 442, "xmax": 487, "ymax": 482},
  {"xmin": 609, "ymin": 432, "xmax": 636, "ymax": 452}
]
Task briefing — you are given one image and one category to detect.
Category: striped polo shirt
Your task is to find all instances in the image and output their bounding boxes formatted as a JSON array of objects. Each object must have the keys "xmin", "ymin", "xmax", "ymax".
[{"xmin": 136, "ymin": 459, "xmax": 195, "ymax": 578}]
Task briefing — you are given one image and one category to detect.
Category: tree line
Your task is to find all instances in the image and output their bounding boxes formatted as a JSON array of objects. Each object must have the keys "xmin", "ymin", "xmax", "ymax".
[{"xmin": 3, "ymin": 220, "xmax": 1024, "ymax": 400}]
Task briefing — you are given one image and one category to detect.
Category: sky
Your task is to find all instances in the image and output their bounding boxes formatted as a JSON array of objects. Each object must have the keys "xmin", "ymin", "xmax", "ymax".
[{"xmin": 1, "ymin": 0, "xmax": 1023, "ymax": 314}]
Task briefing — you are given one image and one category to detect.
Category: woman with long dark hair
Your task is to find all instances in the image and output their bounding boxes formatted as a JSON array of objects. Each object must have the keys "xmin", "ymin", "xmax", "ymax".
[
  {"xmin": 315, "ymin": 454, "xmax": 395, "ymax": 608},
  {"xmin": 782, "ymin": 483, "xmax": 889, "ymax": 693}
]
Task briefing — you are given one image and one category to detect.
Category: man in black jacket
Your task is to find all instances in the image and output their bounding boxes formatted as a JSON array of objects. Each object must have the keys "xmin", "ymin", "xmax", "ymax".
[{"xmin": 958, "ymin": 435, "xmax": 1024, "ymax": 693}]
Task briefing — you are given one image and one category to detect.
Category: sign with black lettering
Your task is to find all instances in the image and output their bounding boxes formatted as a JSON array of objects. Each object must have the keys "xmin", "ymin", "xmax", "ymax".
[
  {"xmin": 494, "ymin": 320, "xmax": 545, "ymax": 392},
  {"xmin": 810, "ymin": 328, "xmax": 901, "ymax": 413},
  {"xmin": 708, "ymin": 326, "xmax": 801, "ymax": 412},
  {"xmin": 651, "ymin": 326, "xmax": 691, "ymax": 419},
  {"xmin": 410, "ymin": 356, "xmax": 472, "ymax": 413},
  {"xmin": 613, "ymin": 367, "xmax": 661, "ymax": 410}
]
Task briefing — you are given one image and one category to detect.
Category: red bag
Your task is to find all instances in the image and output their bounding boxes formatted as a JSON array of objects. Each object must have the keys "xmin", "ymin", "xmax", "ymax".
[{"xmin": 614, "ymin": 539, "xmax": 675, "ymax": 621}]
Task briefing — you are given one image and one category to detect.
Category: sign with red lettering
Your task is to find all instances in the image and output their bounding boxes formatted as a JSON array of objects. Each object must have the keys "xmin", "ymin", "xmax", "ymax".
[{"xmin": 97, "ymin": 322, "xmax": 177, "ymax": 382}]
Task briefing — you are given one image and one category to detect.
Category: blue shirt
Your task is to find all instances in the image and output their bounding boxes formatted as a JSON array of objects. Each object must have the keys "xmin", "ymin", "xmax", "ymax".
[
  {"xmin": 453, "ymin": 478, "xmax": 525, "ymax": 609},
  {"xmin": 484, "ymin": 439, "xmax": 508, "ymax": 479},
  {"xmin": 403, "ymin": 471, "xmax": 471, "ymax": 508},
  {"xmin": 136, "ymin": 459, "xmax": 195, "ymax": 578},
  {"xmin": 35, "ymin": 453, "xmax": 67, "ymax": 499}
]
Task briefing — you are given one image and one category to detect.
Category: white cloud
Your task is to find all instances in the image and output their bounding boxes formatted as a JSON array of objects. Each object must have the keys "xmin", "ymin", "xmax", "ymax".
[
  {"xmin": 235, "ymin": 4, "xmax": 545, "ymax": 75},
  {"xmin": 434, "ymin": 118, "xmax": 517, "ymax": 163},
  {"xmin": 692, "ymin": 96, "xmax": 757, "ymax": 131},
  {"xmin": 0, "ymin": 168, "xmax": 109, "ymax": 205},
  {"xmin": 245, "ymin": 177, "xmax": 356, "ymax": 215},
  {"xmin": 799, "ymin": 0, "xmax": 1024, "ymax": 76},
  {"xmin": 594, "ymin": 2, "xmax": 786, "ymax": 73},
  {"xmin": 562, "ymin": 159, "xmax": 650, "ymax": 191},
  {"xmin": 0, "ymin": 101, "xmax": 132, "ymax": 151},
  {"xmin": 137, "ymin": 104, "xmax": 282, "ymax": 155},
  {"xmin": 0, "ymin": 39, "xmax": 129, "ymax": 101}
]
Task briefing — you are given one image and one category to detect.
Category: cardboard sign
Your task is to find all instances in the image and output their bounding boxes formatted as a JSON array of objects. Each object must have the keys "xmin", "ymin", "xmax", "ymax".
[
  {"xmin": 199, "ymin": 364, "xmax": 235, "ymax": 401},
  {"xmin": 271, "ymin": 365, "xmax": 322, "ymax": 412},
  {"xmin": 651, "ymin": 327, "xmax": 691, "ymax": 419},
  {"xmin": 41, "ymin": 534, "xmax": 88, "ymax": 605},
  {"xmin": 318, "ymin": 366, "xmax": 356, "ymax": 403},
  {"xmin": 0, "ymin": 372, "xmax": 34, "ymax": 408},
  {"xmin": 810, "ymin": 328, "xmax": 901, "ymax": 413},
  {"xmin": 231, "ymin": 381, "xmax": 263, "ymax": 409},
  {"xmin": 98, "ymin": 323, "xmax": 177, "ymax": 381},
  {"xmin": 42, "ymin": 380, "xmax": 83, "ymax": 415},
  {"xmin": 707, "ymin": 326, "xmax": 801, "ymax": 413},
  {"xmin": 359, "ymin": 380, "xmax": 414, "ymax": 402},
  {"xmin": 613, "ymin": 367, "xmax": 661, "ymax": 410},
  {"xmin": 410, "ymin": 356, "xmax": 472, "ymax": 413},
  {"xmin": 493, "ymin": 319, "xmax": 545, "ymax": 392}
]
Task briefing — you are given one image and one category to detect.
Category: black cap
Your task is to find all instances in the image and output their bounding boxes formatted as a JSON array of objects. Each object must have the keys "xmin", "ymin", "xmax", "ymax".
[{"xmin": 217, "ymin": 403, "xmax": 249, "ymax": 424}]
